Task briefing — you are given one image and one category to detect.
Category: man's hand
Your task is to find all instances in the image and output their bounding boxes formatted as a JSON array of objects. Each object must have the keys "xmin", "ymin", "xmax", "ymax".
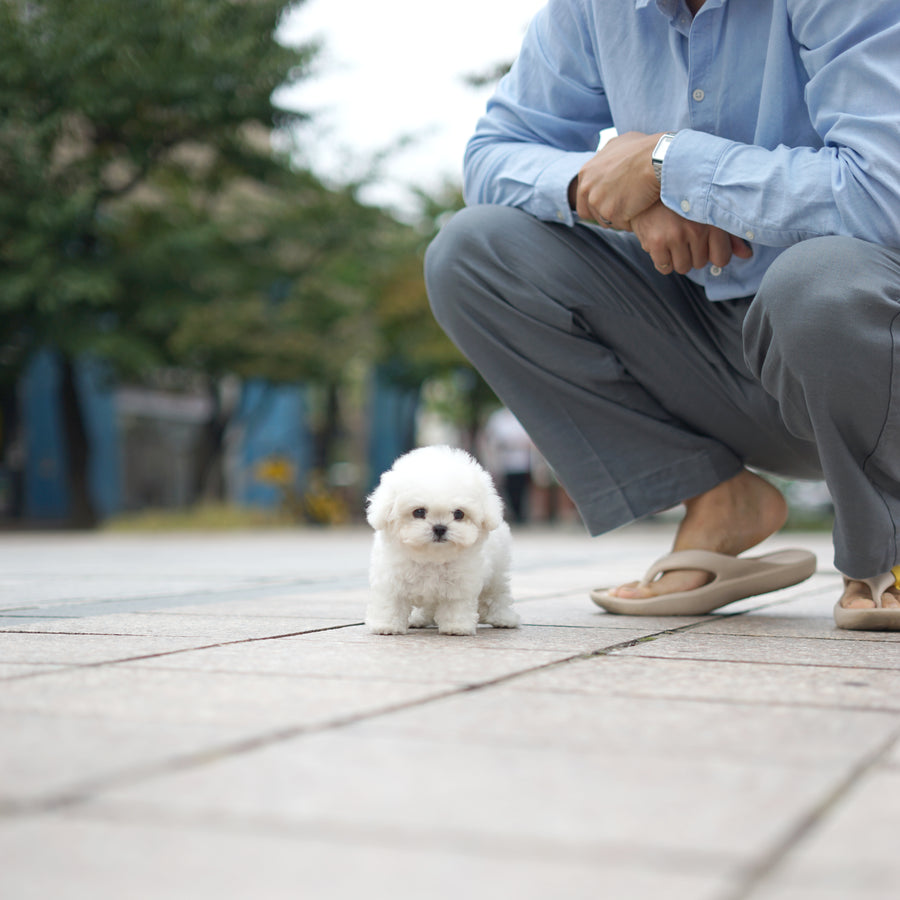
[
  {"xmin": 569, "ymin": 131, "xmax": 662, "ymax": 229},
  {"xmin": 630, "ymin": 201, "xmax": 753, "ymax": 275}
]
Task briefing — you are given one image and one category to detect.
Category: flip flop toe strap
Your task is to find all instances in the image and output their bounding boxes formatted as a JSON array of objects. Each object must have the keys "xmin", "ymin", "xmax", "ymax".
[
  {"xmin": 859, "ymin": 571, "xmax": 896, "ymax": 609},
  {"xmin": 638, "ymin": 550, "xmax": 761, "ymax": 588}
]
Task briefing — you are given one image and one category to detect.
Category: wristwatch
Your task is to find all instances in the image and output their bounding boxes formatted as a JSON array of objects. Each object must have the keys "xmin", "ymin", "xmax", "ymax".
[{"xmin": 652, "ymin": 132, "xmax": 676, "ymax": 183}]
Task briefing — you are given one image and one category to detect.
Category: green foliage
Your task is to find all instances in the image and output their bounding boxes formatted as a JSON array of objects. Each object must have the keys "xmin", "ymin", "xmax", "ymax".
[
  {"xmin": 162, "ymin": 170, "xmax": 389, "ymax": 383},
  {"xmin": 368, "ymin": 183, "xmax": 471, "ymax": 389},
  {"xmin": 462, "ymin": 60, "xmax": 514, "ymax": 89},
  {"xmin": 0, "ymin": 0, "xmax": 494, "ymax": 510},
  {"xmin": 0, "ymin": 0, "xmax": 315, "ymax": 381}
]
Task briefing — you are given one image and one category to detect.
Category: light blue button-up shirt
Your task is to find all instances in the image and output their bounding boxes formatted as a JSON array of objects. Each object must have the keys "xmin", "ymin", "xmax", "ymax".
[{"xmin": 464, "ymin": 0, "xmax": 900, "ymax": 300}]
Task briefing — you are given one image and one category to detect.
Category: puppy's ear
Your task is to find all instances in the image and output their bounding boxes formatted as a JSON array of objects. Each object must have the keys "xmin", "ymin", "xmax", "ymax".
[
  {"xmin": 480, "ymin": 476, "xmax": 504, "ymax": 532},
  {"xmin": 366, "ymin": 470, "xmax": 396, "ymax": 530}
]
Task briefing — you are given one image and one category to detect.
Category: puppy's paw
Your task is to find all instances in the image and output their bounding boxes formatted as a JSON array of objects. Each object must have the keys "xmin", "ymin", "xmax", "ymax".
[
  {"xmin": 434, "ymin": 612, "xmax": 478, "ymax": 636},
  {"xmin": 435, "ymin": 604, "xmax": 479, "ymax": 635},
  {"xmin": 437, "ymin": 624, "xmax": 478, "ymax": 636},
  {"xmin": 366, "ymin": 619, "xmax": 409, "ymax": 635},
  {"xmin": 484, "ymin": 607, "xmax": 520, "ymax": 629},
  {"xmin": 408, "ymin": 608, "xmax": 434, "ymax": 629}
]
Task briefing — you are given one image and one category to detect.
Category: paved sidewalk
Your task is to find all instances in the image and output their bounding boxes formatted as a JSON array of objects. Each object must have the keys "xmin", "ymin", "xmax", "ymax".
[{"xmin": 1, "ymin": 523, "xmax": 898, "ymax": 900}]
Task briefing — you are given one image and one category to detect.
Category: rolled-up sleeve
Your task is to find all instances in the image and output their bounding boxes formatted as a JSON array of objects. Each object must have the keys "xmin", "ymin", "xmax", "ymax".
[{"xmin": 463, "ymin": 0, "xmax": 612, "ymax": 225}]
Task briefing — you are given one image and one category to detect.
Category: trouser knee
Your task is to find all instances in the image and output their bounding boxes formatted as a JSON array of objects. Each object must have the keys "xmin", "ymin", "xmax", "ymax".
[
  {"xmin": 744, "ymin": 235, "xmax": 900, "ymax": 448},
  {"xmin": 424, "ymin": 205, "xmax": 534, "ymax": 335},
  {"xmin": 744, "ymin": 236, "xmax": 874, "ymax": 382},
  {"xmin": 423, "ymin": 209, "xmax": 469, "ymax": 333}
]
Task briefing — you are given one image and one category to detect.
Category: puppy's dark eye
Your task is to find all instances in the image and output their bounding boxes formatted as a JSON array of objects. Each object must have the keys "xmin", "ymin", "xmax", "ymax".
[
  {"xmin": 453, "ymin": 509, "xmax": 465, "ymax": 521},
  {"xmin": 412, "ymin": 508, "xmax": 427, "ymax": 519}
]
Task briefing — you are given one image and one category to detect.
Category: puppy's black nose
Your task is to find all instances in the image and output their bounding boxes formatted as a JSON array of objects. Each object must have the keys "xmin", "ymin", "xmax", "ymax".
[{"xmin": 432, "ymin": 524, "xmax": 448, "ymax": 541}]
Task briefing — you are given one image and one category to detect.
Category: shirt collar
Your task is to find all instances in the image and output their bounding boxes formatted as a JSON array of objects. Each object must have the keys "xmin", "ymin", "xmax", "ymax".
[
  {"xmin": 634, "ymin": 0, "xmax": 679, "ymax": 17},
  {"xmin": 635, "ymin": 0, "xmax": 727, "ymax": 11}
]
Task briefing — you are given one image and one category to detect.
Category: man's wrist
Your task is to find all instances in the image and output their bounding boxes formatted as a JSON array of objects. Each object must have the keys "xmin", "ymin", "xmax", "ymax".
[{"xmin": 567, "ymin": 174, "xmax": 578, "ymax": 211}]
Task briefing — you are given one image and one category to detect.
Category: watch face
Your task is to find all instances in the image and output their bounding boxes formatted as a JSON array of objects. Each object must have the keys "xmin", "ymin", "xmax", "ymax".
[
  {"xmin": 652, "ymin": 134, "xmax": 674, "ymax": 181},
  {"xmin": 653, "ymin": 134, "xmax": 674, "ymax": 164}
]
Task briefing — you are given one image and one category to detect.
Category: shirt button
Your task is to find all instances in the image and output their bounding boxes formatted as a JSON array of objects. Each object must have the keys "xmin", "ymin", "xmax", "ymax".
[
  {"xmin": 557, "ymin": 211, "xmax": 565, "ymax": 221},
  {"xmin": 710, "ymin": 265, "xmax": 723, "ymax": 277},
  {"xmin": 692, "ymin": 88, "xmax": 705, "ymax": 102},
  {"xmin": 745, "ymin": 230, "xmax": 755, "ymax": 240},
  {"xmin": 680, "ymin": 199, "xmax": 691, "ymax": 213}
]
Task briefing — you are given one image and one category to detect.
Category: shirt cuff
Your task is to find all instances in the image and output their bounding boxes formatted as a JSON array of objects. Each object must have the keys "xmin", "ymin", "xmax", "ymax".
[
  {"xmin": 533, "ymin": 150, "xmax": 598, "ymax": 225},
  {"xmin": 660, "ymin": 129, "xmax": 729, "ymax": 225}
]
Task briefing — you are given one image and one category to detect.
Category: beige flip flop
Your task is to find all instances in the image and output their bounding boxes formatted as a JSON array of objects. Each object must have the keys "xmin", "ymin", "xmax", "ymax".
[
  {"xmin": 833, "ymin": 572, "xmax": 900, "ymax": 631},
  {"xmin": 591, "ymin": 548, "xmax": 817, "ymax": 616}
]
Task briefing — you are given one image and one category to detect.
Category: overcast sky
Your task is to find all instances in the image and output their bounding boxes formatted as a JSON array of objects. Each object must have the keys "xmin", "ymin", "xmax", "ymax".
[{"xmin": 276, "ymin": 0, "xmax": 547, "ymax": 215}]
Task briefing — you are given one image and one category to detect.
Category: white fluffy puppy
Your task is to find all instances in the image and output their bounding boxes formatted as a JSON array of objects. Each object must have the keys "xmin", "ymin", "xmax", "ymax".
[{"xmin": 366, "ymin": 445, "xmax": 520, "ymax": 635}]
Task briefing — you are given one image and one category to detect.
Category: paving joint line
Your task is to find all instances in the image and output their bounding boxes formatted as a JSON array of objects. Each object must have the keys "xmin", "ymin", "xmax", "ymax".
[
  {"xmin": 723, "ymin": 722, "xmax": 900, "ymax": 900},
  {"xmin": 591, "ymin": 688, "xmax": 900, "ymax": 716},
  {"xmin": 70, "ymin": 800, "xmax": 736, "ymax": 873},
  {"xmin": 609, "ymin": 651, "xmax": 900, "ymax": 672},
  {"xmin": 0, "ymin": 620, "xmax": 707, "ymax": 818},
  {"xmin": 0, "ymin": 609, "xmax": 725, "ymax": 682},
  {"xmin": 0, "ymin": 622, "xmax": 366, "ymax": 682},
  {"xmin": 0, "ymin": 606, "xmax": 855, "ymax": 821},
  {"xmin": 0, "ymin": 683, "xmax": 469, "ymax": 819}
]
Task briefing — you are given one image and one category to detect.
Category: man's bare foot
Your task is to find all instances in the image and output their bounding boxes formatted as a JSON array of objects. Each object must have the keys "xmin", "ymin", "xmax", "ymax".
[
  {"xmin": 840, "ymin": 580, "xmax": 900, "ymax": 610},
  {"xmin": 609, "ymin": 469, "xmax": 788, "ymax": 599}
]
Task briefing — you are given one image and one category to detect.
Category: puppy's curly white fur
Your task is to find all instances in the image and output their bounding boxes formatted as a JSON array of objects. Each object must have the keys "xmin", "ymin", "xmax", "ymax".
[{"xmin": 366, "ymin": 445, "xmax": 519, "ymax": 635}]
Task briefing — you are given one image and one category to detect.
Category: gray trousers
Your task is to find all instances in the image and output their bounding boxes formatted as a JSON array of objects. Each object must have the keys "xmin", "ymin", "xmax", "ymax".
[{"xmin": 424, "ymin": 204, "xmax": 900, "ymax": 579}]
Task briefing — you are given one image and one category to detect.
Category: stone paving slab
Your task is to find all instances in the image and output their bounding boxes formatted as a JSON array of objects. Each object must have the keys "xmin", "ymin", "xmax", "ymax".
[
  {"xmin": 79, "ymin": 724, "xmax": 842, "ymax": 864},
  {"xmin": 127, "ymin": 635, "xmax": 581, "ymax": 685},
  {"xmin": 750, "ymin": 886, "xmax": 899, "ymax": 900},
  {"xmin": 0, "ymin": 663, "xmax": 454, "ymax": 732},
  {"xmin": 0, "ymin": 812, "xmax": 735, "ymax": 900},
  {"xmin": 352, "ymin": 681, "xmax": 899, "ymax": 765},
  {"xmin": 1, "ymin": 524, "xmax": 899, "ymax": 900},
  {"xmin": 441, "ymin": 671, "xmax": 899, "ymax": 895},
  {"xmin": 130, "ymin": 591, "xmax": 371, "ymax": 621},
  {"xmin": 0, "ymin": 612, "xmax": 361, "ymax": 639},
  {"xmin": 0, "ymin": 661, "xmax": 64, "ymax": 679},
  {"xmin": 691, "ymin": 611, "xmax": 900, "ymax": 642},
  {"xmin": 0, "ymin": 710, "xmax": 265, "ymax": 808},
  {"xmin": 515, "ymin": 593, "xmax": 717, "ymax": 628},
  {"xmin": 748, "ymin": 767, "xmax": 900, "ymax": 899},
  {"xmin": 508, "ymin": 653, "xmax": 900, "ymax": 712},
  {"xmin": 0, "ymin": 530, "xmax": 371, "ymax": 613},
  {"xmin": 887, "ymin": 738, "xmax": 900, "ymax": 766},
  {"xmin": 0, "ymin": 631, "xmax": 224, "ymax": 666},
  {"xmin": 612, "ymin": 630, "xmax": 900, "ymax": 667}
]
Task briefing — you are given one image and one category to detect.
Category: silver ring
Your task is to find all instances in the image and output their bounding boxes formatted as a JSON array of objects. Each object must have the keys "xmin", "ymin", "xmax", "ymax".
[{"xmin": 598, "ymin": 216, "xmax": 613, "ymax": 227}]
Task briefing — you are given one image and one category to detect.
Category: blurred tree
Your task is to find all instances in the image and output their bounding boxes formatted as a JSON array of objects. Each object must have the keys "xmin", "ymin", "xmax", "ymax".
[
  {"xmin": 462, "ymin": 61, "xmax": 514, "ymax": 89},
  {"xmin": 371, "ymin": 185, "xmax": 467, "ymax": 389},
  {"xmin": 370, "ymin": 183, "xmax": 500, "ymax": 450},
  {"xmin": 164, "ymin": 167, "xmax": 394, "ymax": 490},
  {"xmin": 0, "ymin": 0, "xmax": 316, "ymax": 525}
]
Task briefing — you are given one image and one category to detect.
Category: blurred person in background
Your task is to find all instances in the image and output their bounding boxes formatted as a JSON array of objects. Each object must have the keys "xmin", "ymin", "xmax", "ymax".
[{"xmin": 480, "ymin": 407, "xmax": 533, "ymax": 524}]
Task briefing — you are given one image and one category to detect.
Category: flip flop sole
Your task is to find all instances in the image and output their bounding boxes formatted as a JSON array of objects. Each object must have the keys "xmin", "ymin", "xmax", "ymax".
[
  {"xmin": 591, "ymin": 549, "xmax": 817, "ymax": 617},
  {"xmin": 833, "ymin": 602, "xmax": 900, "ymax": 631}
]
